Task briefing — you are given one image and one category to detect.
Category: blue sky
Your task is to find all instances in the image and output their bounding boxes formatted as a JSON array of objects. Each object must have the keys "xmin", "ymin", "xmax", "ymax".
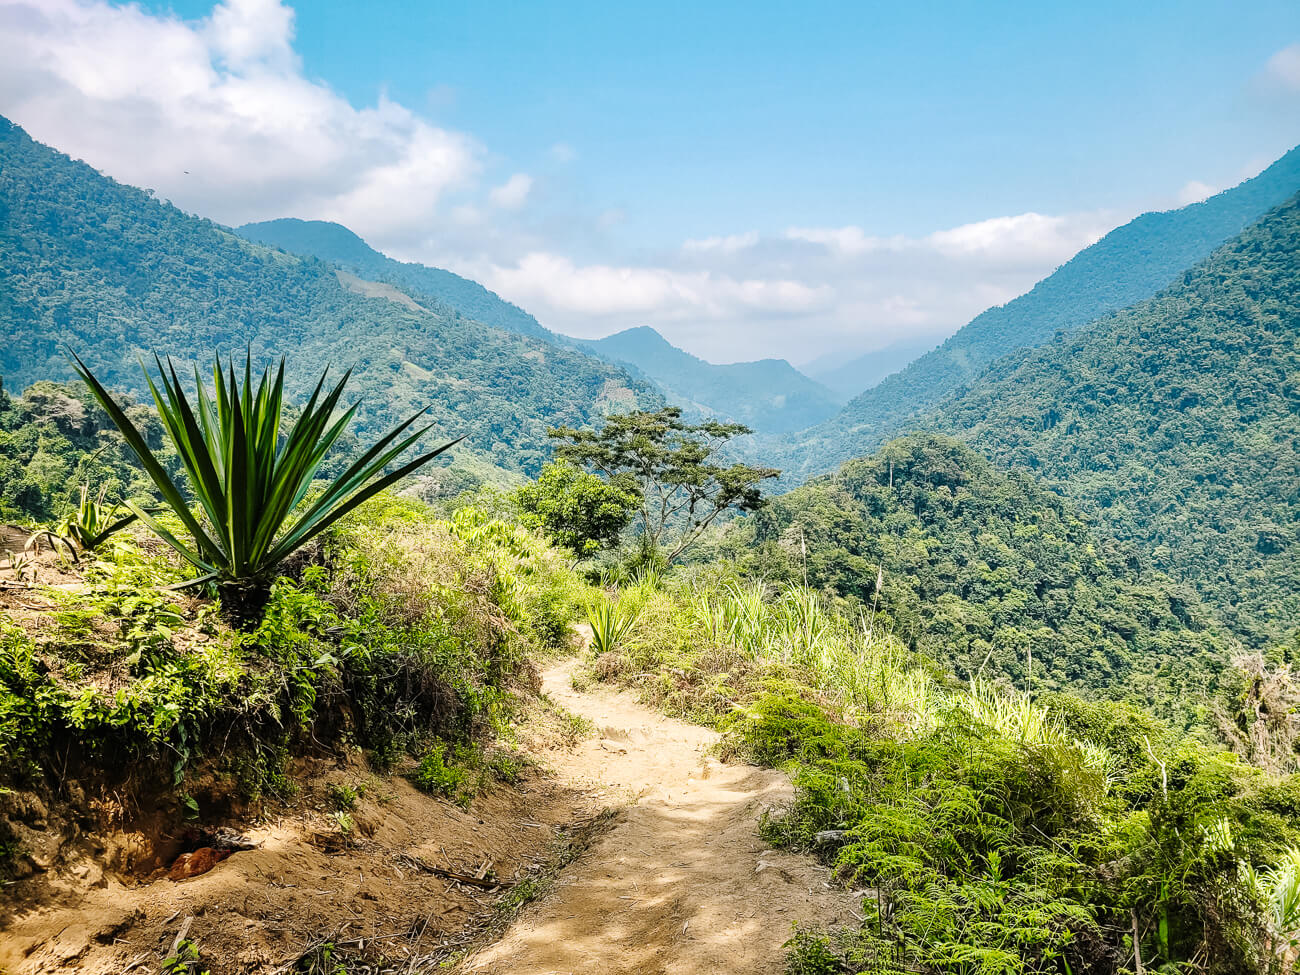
[
  {"xmin": 147, "ymin": 0, "xmax": 1300, "ymax": 246},
  {"xmin": 4, "ymin": 0, "xmax": 1299, "ymax": 361}
]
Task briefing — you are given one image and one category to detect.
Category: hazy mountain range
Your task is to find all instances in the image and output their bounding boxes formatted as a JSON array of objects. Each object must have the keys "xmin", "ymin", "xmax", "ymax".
[{"xmin": 2, "ymin": 112, "xmax": 1298, "ymax": 649}]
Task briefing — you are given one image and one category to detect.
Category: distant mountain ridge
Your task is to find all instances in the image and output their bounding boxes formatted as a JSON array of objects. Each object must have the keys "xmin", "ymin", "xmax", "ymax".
[
  {"xmin": 802, "ymin": 336, "xmax": 941, "ymax": 400},
  {"xmin": 238, "ymin": 221, "xmax": 842, "ymax": 435},
  {"xmin": 575, "ymin": 325, "xmax": 845, "ymax": 434},
  {"xmin": 237, "ymin": 218, "xmax": 552, "ymax": 340},
  {"xmin": 775, "ymin": 143, "xmax": 1300, "ymax": 477},
  {"xmin": 0, "ymin": 117, "xmax": 657, "ymax": 482}
]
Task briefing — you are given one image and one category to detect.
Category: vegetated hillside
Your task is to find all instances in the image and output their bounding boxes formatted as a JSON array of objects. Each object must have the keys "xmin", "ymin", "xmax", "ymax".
[
  {"xmin": 927, "ymin": 193, "xmax": 1300, "ymax": 647},
  {"xmin": 0, "ymin": 118, "xmax": 655, "ymax": 478},
  {"xmin": 598, "ymin": 543, "xmax": 1297, "ymax": 974},
  {"xmin": 775, "ymin": 143, "xmax": 1300, "ymax": 477},
  {"xmin": 0, "ymin": 379, "xmax": 161, "ymax": 522},
  {"xmin": 801, "ymin": 334, "xmax": 939, "ymax": 400},
  {"xmin": 576, "ymin": 325, "xmax": 844, "ymax": 434},
  {"xmin": 237, "ymin": 218, "xmax": 553, "ymax": 340},
  {"xmin": 719, "ymin": 434, "xmax": 1233, "ymax": 723}
]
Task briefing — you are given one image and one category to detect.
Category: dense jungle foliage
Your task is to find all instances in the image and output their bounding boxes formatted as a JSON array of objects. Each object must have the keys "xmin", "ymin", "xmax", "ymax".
[
  {"xmin": 0, "ymin": 378, "xmax": 160, "ymax": 523},
  {"xmin": 3, "ymin": 106, "xmax": 1300, "ymax": 975},
  {"xmin": 582, "ymin": 570, "xmax": 1300, "ymax": 975},
  {"xmin": 2, "ymin": 405, "xmax": 1297, "ymax": 972},
  {"xmin": 926, "ymin": 193, "xmax": 1300, "ymax": 647},
  {"xmin": 236, "ymin": 218, "xmax": 554, "ymax": 341},
  {"xmin": 0, "ymin": 496, "xmax": 585, "ymax": 854},
  {"xmin": 0, "ymin": 117, "xmax": 657, "ymax": 478},
  {"xmin": 774, "ymin": 144, "xmax": 1300, "ymax": 478},
  {"xmin": 704, "ymin": 433, "xmax": 1234, "ymax": 727}
]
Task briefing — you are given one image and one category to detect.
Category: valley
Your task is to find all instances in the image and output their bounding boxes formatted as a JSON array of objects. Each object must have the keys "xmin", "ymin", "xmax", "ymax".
[{"xmin": 1, "ymin": 39, "xmax": 1299, "ymax": 974}]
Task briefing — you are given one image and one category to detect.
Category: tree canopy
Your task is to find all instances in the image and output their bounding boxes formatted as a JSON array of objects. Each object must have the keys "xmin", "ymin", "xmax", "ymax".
[
  {"xmin": 929, "ymin": 192, "xmax": 1300, "ymax": 647},
  {"xmin": 548, "ymin": 407, "xmax": 779, "ymax": 563},
  {"xmin": 513, "ymin": 460, "xmax": 640, "ymax": 558},
  {"xmin": 715, "ymin": 433, "xmax": 1235, "ymax": 727}
]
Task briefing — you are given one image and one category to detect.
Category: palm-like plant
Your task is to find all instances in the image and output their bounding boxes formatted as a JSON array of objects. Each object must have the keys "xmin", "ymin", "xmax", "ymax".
[
  {"xmin": 586, "ymin": 597, "xmax": 639, "ymax": 656},
  {"xmin": 59, "ymin": 483, "xmax": 138, "ymax": 552},
  {"xmin": 71, "ymin": 350, "xmax": 460, "ymax": 617}
]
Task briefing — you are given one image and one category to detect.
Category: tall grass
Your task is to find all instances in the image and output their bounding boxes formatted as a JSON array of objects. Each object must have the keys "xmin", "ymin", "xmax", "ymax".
[
  {"xmin": 680, "ymin": 579, "xmax": 938, "ymax": 735},
  {"xmin": 675, "ymin": 578, "xmax": 1118, "ymax": 752}
]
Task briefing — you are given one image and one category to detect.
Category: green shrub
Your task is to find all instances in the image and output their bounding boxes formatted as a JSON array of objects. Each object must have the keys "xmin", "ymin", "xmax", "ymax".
[
  {"xmin": 412, "ymin": 742, "xmax": 470, "ymax": 804},
  {"xmin": 784, "ymin": 928, "xmax": 844, "ymax": 975},
  {"xmin": 327, "ymin": 782, "xmax": 361, "ymax": 811}
]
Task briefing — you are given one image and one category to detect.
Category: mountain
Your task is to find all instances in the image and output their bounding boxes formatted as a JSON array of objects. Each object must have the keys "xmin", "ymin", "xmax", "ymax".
[
  {"xmin": 776, "ymin": 144, "xmax": 1300, "ymax": 477},
  {"xmin": 0, "ymin": 118, "xmax": 655, "ymax": 480},
  {"xmin": 801, "ymin": 335, "xmax": 939, "ymax": 400},
  {"xmin": 715, "ymin": 433, "xmax": 1231, "ymax": 725},
  {"xmin": 237, "ymin": 218, "xmax": 552, "ymax": 340},
  {"xmin": 575, "ymin": 325, "xmax": 844, "ymax": 434},
  {"xmin": 926, "ymin": 193, "xmax": 1300, "ymax": 646}
]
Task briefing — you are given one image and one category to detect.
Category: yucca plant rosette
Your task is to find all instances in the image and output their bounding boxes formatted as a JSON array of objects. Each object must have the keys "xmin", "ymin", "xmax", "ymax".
[{"xmin": 70, "ymin": 349, "xmax": 461, "ymax": 623}]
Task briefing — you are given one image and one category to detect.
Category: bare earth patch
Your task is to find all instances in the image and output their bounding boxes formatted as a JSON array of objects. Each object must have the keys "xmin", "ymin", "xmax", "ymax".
[
  {"xmin": 0, "ymin": 658, "xmax": 852, "ymax": 973},
  {"xmin": 459, "ymin": 659, "xmax": 858, "ymax": 975},
  {"xmin": 0, "ymin": 764, "xmax": 594, "ymax": 974}
]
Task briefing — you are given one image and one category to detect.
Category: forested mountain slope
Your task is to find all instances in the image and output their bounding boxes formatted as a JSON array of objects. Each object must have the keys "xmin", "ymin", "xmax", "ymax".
[
  {"xmin": 0, "ymin": 118, "xmax": 655, "ymax": 477},
  {"xmin": 237, "ymin": 218, "xmax": 553, "ymax": 340},
  {"xmin": 929, "ymin": 194, "xmax": 1300, "ymax": 646},
  {"xmin": 576, "ymin": 325, "xmax": 843, "ymax": 434},
  {"xmin": 775, "ymin": 143, "xmax": 1300, "ymax": 476},
  {"xmin": 716, "ymin": 434, "xmax": 1232, "ymax": 724}
]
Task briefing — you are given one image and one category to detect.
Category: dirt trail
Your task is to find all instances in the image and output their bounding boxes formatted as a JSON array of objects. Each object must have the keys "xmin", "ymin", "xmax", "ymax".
[{"xmin": 463, "ymin": 660, "xmax": 858, "ymax": 975}]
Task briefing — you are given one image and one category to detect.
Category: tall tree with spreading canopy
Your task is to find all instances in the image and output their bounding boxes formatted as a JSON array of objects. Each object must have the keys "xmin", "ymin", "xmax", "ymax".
[{"xmin": 548, "ymin": 407, "xmax": 778, "ymax": 564}]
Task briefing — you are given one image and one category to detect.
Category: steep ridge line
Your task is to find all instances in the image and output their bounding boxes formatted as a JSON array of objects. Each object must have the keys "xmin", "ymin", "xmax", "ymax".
[{"xmin": 460, "ymin": 659, "xmax": 857, "ymax": 975}]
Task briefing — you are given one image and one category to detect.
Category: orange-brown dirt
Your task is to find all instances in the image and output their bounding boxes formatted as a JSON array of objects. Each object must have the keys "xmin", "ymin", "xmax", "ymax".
[
  {"xmin": 459, "ymin": 660, "xmax": 859, "ymax": 975},
  {"xmin": 0, "ymin": 657, "xmax": 856, "ymax": 974},
  {"xmin": 0, "ymin": 760, "xmax": 596, "ymax": 973}
]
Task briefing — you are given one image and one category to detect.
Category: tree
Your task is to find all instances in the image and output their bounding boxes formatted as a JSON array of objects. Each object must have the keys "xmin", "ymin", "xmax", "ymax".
[
  {"xmin": 548, "ymin": 407, "xmax": 779, "ymax": 563},
  {"xmin": 513, "ymin": 460, "xmax": 639, "ymax": 559}
]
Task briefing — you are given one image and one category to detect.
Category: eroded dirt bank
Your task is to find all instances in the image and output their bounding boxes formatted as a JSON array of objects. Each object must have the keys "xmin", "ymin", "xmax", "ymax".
[
  {"xmin": 1, "ymin": 660, "xmax": 854, "ymax": 973},
  {"xmin": 0, "ymin": 762, "xmax": 595, "ymax": 973}
]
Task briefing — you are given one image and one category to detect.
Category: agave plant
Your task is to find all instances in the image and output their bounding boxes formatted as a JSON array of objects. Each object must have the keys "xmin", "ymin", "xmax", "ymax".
[
  {"xmin": 24, "ymin": 484, "xmax": 136, "ymax": 563},
  {"xmin": 586, "ymin": 597, "xmax": 640, "ymax": 656},
  {"xmin": 70, "ymin": 350, "xmax": 460, "ymax": 618},
  {"xmin": 56, "ymin": 483, "xmax": 138, "ymax": 556}
]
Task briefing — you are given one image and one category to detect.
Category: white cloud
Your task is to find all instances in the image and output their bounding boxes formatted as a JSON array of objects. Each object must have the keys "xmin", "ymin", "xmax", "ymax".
[
  {"xmin": 460, "ymin": 204, "xmax": 1120, "ymax": 361},
  {"xmin": 206, "ymin": 0, "xmax": 296, "ymax": 71},
  {"xmin": 0, "ymin": 0, "xmax": 1160, "ymax": 364},
  {"xmin": 478, "ymin": 253, "xmax": 830, "ymax": 321},
  {"xmin": 489, "ymin": 172, "xmax": 533, "ymax": 209},
  {"xmin": 924, "ymin": 211, "xmax": 1112, "ymax": 265},
  {"xmin": 682, "ymin": 231, "xmax": 760, "ymax": 254},
  {"xmin": 0, "ymin": 0, "xmax": 481, "ymax": 245},
  {"xmin": 1176, "ymin": 180, "xmax": 1217, "ymax": 206},
  {"xmin": 549, "ymin": 141, "xmax": 577, "ymax": 163},
  {"xmin": 1261, "ymin": 43, "xmax": 1300, "ymax": 93},
  {"xmin": 785, "ymin": 225, "xmax": 883, "ymax": 257}
]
